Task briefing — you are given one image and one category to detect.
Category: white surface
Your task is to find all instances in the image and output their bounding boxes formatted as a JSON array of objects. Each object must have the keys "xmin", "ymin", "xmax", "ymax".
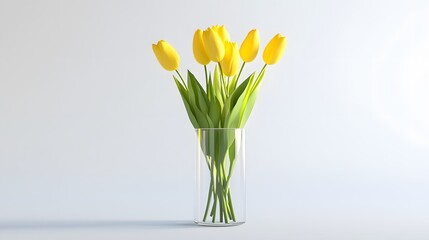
[{"xmin": 1, "ymin": 0, "xmax": 429, "ymax": 239}]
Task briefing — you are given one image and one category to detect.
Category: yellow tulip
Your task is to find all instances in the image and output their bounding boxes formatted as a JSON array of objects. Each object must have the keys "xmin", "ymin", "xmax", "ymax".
[
  {"xmin": 202, "ymin": 27, "xmax": 225, "ymax": 62},
  {"xmin": 239, "ymin": 29, "xmax": 260, "ymax": 62},
  {"xmin": 262, "ymin": 33, "xmax": 287, "ymax": 65},
  {"xmin": 211, "ymin": 25, "xmax": 230, "ymax": 43},
  {"xmin": 193, "ymin": 29, "xmax": 210, "ymax": 65},
  {"xmin": 152, "ymin": 40, "xmax": 180, "ymax": 71},
  {"xmin": 220, "ymin": 41, "xmax": 240, "ymax": 77}
]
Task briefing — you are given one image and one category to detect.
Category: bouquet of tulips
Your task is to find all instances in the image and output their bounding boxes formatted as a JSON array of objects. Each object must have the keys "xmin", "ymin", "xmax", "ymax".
[{"xmin": 152, "ymin": 25, "xmax": 287, "ymax": 223}]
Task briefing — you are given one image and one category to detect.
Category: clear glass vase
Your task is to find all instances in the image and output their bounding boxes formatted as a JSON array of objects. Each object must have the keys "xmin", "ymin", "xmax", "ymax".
[{"xmin": 194, "ymin": 128, "xmax": 245, "ymax": 226}]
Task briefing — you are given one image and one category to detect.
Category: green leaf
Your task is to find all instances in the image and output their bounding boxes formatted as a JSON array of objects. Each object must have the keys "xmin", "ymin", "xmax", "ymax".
[
  {"xmin": 188, "ymin": 71, "xmax": 209, "ymax": 114},
  {"xmin": 218, "ymin": 129, "xmax": 236, "ymax": 165},
  {"xmin": 229, "ymin": 74, "xmax": 252, "ymax": 108},
  {"xmin": 199, "ymin": 129, "xmax": 237, "ymax": 168},
  {"xmin": 208, "ymin": 97, "xmax": 221, "ymax": 128},
  {"xmin": 220, "ymin": 74, "xmax": 253, "ymax": 127},
  {"xmin": 213, "ymin": 65, "xmax": 224, "ymax": 109},
  {"xmin": 239, "ymin": 83, "xmax": 260, "ymax": 127},
  {"xmin": 238, "ymin": 70, "xmax": 264, "ymax": 127},
  {"xmin": 224, "ymin": 73, "xmax": 255, "ymax": 128},
  {"xmin": 228, "ymin": 141, "xmax": 236, "ymax": 175},
  {"xmin": 173, "ymin": 76, "xmax": 199, "ymax": 128},
  {"xmin": 199, "ymin": 129, "xmax": 214, "ymax": 159},
  {"xmin": 228, "ymin": 142, "xmax": 235, "ymax": 164},
  {"xmin": 194, "ymin": 106, "xmax": 210, "ymax": 128},
  {"xmin": 250, "ymin": 68, "xmax": 266, "ymax": 93},
  {"xmin": 206, "ymin": 114, "xmax": 214, "ymax": 128},
  {"xmin": 228, "ymin": 75, "xmax": 238, "ymax": 95}
]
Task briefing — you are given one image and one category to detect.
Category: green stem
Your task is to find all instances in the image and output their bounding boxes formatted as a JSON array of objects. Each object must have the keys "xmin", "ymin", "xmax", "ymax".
[
  {"xmin": 202, "ymin": 157, "xmax": 214, "ymax": 222},
  {"xmin": 211, "ymin": 194, "xmax": 217, "ymax": 222},
  {"xmin": 221, "ymin": 162, "xmax": 233, "ymax": 222},
  {"xmin": 226, "ymin": 76, "xmax": 231, "ymax": 97},
  {"xmin": 217, "ymin": 63, "xmax": 225, "ymax": 82},
  {"xmin": 203, "ymin": 181, "xmax": 213, "ymax": 222},
  {"xmin": 175, "ymin": 70, "xmax": 187, "ymax": 90},
  {"xmin": 204, "ymin": 150, "xmax": 239, "ymax": 223},
  {"xmin": 217, "ymin": 167, "xmax": 224, "ymax": 223},
  {"xmin": 217, "ymin": 63, "xmax": 227, "ymax": 101},
  {"xmin": 210, "ymin": 158, "xmax": 217, "ymax": 219},
  {"xmin": 226, "ymin": 157, "xmax": 236, "ymax": 186},
  {"xmin": 204, "ymin": 65, "xmax": 208, "ymax": 85},
  {"xmin": 220, "ymin": 163, "xmax": 229, "ymax": 223},
  {"xmin": 236, "ymin": 62, "xmax": 245, "ymax": 82},
  {"xmin": 227, "ymin": 190, "xmax": 236, "ymax": 221},
  {"xmin": 252, "ymin": 64, "xmax": 267, "ymax": 92},
  {"xmin": 257, "ymin": 64, "xmax": 267, "ymax": 80},
  {"xmin": 204, "ymin": 65, "xmax": 212, "ymax": 101}
]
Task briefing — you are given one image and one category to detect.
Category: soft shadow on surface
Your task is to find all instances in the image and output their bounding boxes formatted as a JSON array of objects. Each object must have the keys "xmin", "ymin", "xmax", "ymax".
[{"xmin": 0, "ymin": 220, "xmax": 199, "ymax": 230}]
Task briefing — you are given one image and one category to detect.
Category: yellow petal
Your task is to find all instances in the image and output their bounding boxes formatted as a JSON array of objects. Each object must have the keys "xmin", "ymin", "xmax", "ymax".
[
  {"xmin": 203, "ymin": 28, "xmax": 225, "ymax": 62},
  {"xmin": 239, "ymin": 29, "xmax": 260, "ymax": 62},
  {"xmin": 262, "ymin": 34, "xmax": 287, "ymax": 65},
  {"xmin": 221, "ymin": 41, "xmax": 240, "ymax": 77},
  {"xmin": 216, "ymin": 25, "xmax": 230, "ymax": 42},
  {"xmin": 193, "ymin": 29, "xmax": 210, "ymax": 65},
  {"xmin": 152, "ymin": 40, "xmax": 180, "ymax": 71}
]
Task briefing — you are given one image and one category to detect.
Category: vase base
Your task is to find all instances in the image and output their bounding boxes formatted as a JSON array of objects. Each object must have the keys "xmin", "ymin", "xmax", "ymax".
[{"xmin": 194, "ymin": 221, "xmax": 245, "ymax": 227}]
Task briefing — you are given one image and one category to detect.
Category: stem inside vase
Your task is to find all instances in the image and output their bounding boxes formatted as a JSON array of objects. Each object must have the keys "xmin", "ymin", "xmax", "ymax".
[{"xmin": 197, "ymin": 129, "xmax": 244, "ymax": 225}]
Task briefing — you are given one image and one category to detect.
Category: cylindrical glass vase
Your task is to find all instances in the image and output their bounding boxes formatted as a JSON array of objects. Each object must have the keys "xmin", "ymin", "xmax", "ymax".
[{"xmin": 195, "ymin": 128, "xmax": 245, "ymax": 226}]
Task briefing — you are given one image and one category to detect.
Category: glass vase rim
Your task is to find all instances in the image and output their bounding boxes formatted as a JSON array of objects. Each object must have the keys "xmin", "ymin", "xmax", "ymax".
[{"xmin": 195, "ymin": 128, "xmax": 244, "ymax": 130}]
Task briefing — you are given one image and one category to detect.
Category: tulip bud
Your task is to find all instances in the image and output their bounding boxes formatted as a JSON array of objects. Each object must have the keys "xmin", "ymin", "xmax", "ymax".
[
  {"xmin": 152, "ymin": 40, "xmax": 180, "ymax": 71},
  {"xmin": 215, "ymin": 25, "xmax": 230, "ymax": 43},
  {"xmin": 203, "ymin": 28, "xmax": 225, "ymax": 62},
  {"xmin": 220, "ymin": 41, "xmax": 240, "ymax": 77},
  {"xmin": 239, "ymin": 29, "xmax": 260, "ymax": 62},
  {"xmin": 262, "ymin": 33, "xmax": 287, "ymax": 65},
  {"xmin": 193, "ymin": 29, "xmax": 210, "ymax": 65}
]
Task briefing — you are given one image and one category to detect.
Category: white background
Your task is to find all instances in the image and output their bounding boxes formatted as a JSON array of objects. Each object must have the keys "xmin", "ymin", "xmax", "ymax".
[{"xmin": 1, "ymin": 0, "xmax": 429, "ymax": 239}]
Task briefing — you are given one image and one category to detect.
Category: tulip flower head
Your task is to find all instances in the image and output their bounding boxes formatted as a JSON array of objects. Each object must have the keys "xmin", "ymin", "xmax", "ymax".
[
  {"xmin": 193, "ymin": 29, "xmax": 210, "ymax": 65},
  {"xmin": 220, "ymin": 41, "xmax": 240, "ymax": 77},
  {"xmin": 202, "ymin": 27, "xmax": 225, "ymax": 62},
  {"xmin": 152, "ymin": 40, "xmax": 180, "ymax": 71},
  {"xmin": 211, "ymin": 25, "xmax": 230, "ymax": 43},
  {"xmin": 239, "ymin": 29, "xmax": 260, "ymax": 63},
  {"xmin": 262, "ymin": 33, "xmax": 287, "ymax": 65}
]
